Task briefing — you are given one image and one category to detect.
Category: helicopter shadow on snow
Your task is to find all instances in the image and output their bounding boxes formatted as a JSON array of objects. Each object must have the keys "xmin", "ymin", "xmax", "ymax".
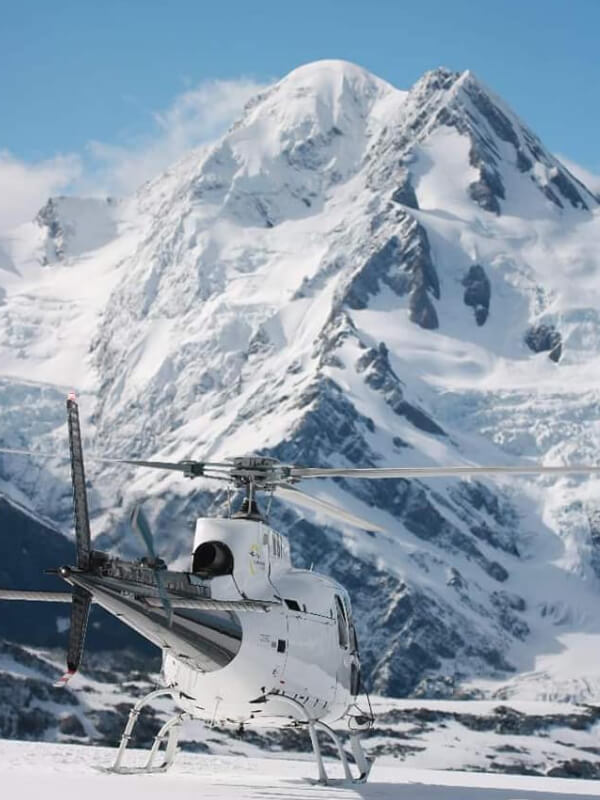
[{"xmin": 245, "ymin": 778, "xmax": 600, "ymax": 800}]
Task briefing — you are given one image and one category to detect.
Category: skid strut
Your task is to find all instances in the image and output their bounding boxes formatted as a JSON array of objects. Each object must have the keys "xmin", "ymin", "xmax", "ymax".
[
  {"xmin": 110, "ymin": 688, "xmax": 188, "ymax": 774},
  {"xmin": 270, "ymin": 694, "xmax": 373, "ymax": 784}
]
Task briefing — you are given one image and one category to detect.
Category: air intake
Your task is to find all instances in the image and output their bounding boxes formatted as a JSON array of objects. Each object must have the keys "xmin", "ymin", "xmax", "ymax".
[{"xmin": 192, "ymin": 541, "xmax": 234, "ymax": 576}]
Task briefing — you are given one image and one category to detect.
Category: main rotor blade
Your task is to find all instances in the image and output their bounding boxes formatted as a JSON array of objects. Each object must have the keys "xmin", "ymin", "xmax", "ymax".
[
  {"xmin": 0, "ymin": 446, "xmax": 70, "ymax": 460},
  {"xmin": 275, "ymin": 483, "xmax": 385, "ymax": 532},
  {"xmin": 0, "ymin": 447, "xmax": 230, "ymax": 473},
  {"xmin": 93, "ymin": 457, "xmax": 229, "ymax": 472},
  {"xmin": 291, "ymin": 464, "xmax": 600, "ymax": 480}
]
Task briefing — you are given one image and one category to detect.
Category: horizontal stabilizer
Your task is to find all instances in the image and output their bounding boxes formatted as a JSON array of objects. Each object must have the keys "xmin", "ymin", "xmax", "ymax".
[
  {"xmin": 0, "ymin": 586, "xmax": 275, "ymax": 612},
  {"xmin": 0, "ymin": 590, "xmax": 73, "ymax": 602},
  {"xmin": 146, "ymin": 596, "xmax": 276, "ymax": 612}
]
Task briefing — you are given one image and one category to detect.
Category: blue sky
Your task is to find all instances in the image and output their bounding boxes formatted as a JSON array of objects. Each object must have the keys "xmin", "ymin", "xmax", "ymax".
[{"xmin": 1, "ymin": 0, "xmax": 598, "ymax": 227}]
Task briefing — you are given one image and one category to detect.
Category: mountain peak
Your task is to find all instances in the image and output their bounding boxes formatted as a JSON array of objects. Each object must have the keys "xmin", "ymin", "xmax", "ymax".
[
  {"xmin": 278, "ymin": 58, "xmax": 389, "ymax": 87},
  {"xmin": 396, "ymin": 65, "xmax": 596, "ymax": 214},
  {"xmin": 241, "ymin": 58, "xmax": 399, "ymax": 133}
]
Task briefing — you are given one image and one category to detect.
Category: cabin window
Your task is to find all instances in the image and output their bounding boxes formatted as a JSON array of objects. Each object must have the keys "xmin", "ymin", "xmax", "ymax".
[
  {"xmin": 334, "ymin": 594, "xmax": 349, "ymax": 649},
  {"xmin": 270, "ymin": 532, "xmax": 283, "ymax": 558},
  {"xmin": 277, "ymin": 639, "xmax": 287, "ymax": 653},
  {"xmin": 284, "ymin": 598, "xmax": 301, "ymax": 611},
  {"xmin": 342, "ymin": 596, "xmax": 359, "ymax": 654}
]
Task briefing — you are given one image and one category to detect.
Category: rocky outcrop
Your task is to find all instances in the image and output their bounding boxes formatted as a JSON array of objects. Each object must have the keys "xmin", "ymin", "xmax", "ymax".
[
  {"xmin": 356, "ymin": 343, "xmax": 445, "ymax": 435},
  {"xmin": 462, "ymin": 265, "xmax": 491, "ymax": 325},
  {"xmin": 525, "ymin": 323, "xmax": 562, "ymax": 362},
  {"xmin": 391, "ymin": 175, "xmax": 419, "ymax": 209},
  {"xmin": 343, "ymin": 213, "xmax": 440, "ymax": 329},
  {"xmin": 36, "ymin": 199, "xmax": 67, "ymax": 262},
  {"xmin": 469, "ymin": 166, "xmax": 505, "ymax": 215}
]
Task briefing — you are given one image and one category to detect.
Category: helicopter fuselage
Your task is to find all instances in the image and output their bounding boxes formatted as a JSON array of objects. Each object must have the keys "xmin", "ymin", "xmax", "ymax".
[{"xmin": 64, "ymin": 517, "xmax": 361, "ymax": 728}]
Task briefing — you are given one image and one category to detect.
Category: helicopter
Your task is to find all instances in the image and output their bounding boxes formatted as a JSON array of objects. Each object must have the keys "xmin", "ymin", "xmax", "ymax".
[{"xmin": 1, "ymin": 393, "xmax": 599, "ymax": 784}]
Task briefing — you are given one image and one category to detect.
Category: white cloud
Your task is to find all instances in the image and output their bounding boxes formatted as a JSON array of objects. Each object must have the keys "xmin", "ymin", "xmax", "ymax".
[
  {"xmin": 0, "ymin": 77, "xmax": 269, "ymax": 230},
  {"xmin": 85, "ymin": 77, "xmax": 268, "ymax": 196},
  {"xmin": 557, "ymin": 154, "xmax": 600, "ymax": 195},
  {"xmin": 0, "ymin": 150, "xmax": 81, "ymax": 232}
]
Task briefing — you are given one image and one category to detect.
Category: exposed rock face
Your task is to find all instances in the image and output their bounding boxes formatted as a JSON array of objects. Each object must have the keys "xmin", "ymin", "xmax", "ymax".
[
  {"xmin": 469, "ymin": 166, "xmax": 505, "ymax": 215},
  {"xmin": 390, "ymin": 67, "xmax": 594, "ymax": 216},
  {"xmin": 356, "ymin": 343, "xmax": 445, "ymax": 435},
  {"xmin": 35, "ymin": 196, "xmax": 118, "ymax": 264},
  {"xmin": 342, "ymin": 213, "xmax": 440, "ymax": 329},
  {"xmin": 462, "ymin": 264, "xmax": 491, "ymax": 325},
  {"xmin": 36, "ymin": 199, "xmax": 66, "ymax": 261},
  {"xmin": 586, "ymin": 508, "xmax": 600, "ymax": 580},
  {"xmin": 409, "ymin": 282, "xmax": 439, "ymax": 329},
  {"xmin": 391, "ymin": 175, "xmax": 419, "ymax": 209},
  {"xmin": 525, "ymin": 323, "xmax": 562, "ymax": 362},
  {"xmin": 58, "ymin": 714, "xmax": 86, "ymax": 738}
]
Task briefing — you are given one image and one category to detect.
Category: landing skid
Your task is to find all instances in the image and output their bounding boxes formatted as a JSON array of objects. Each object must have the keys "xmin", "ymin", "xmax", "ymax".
[
  {"xmin": 105, "ymin": 687, "xmax": 373, "ymax": 783},
  {"xmin": 107, "ymin": 687, "xmax": 188, "ymax": 774},
  {"xmin": 271, "ymin": 694, "xmax": 374, "ymax": 785}
]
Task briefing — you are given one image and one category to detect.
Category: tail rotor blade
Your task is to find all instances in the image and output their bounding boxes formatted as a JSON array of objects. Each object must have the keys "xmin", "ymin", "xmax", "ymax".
[
  {"xmin": 66, "ymin": 393, "xmax": 91, "ymax": 570},
  {"xmin": 130, "ymin": 504, "xmax": 157, "ymax": 560},
  {"xmin": 130, "ymin": 504, "xmax": 172, "ymax": 625}
]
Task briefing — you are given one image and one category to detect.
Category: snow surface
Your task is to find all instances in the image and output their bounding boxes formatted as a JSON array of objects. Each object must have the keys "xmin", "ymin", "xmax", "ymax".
[{"xmin": 1, "ymin": 739, "xmax": 600, "ymax": 799}]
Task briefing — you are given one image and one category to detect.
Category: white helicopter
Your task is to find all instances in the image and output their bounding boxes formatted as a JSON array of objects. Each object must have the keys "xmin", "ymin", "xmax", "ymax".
[{"xmin": 1, "ymin": 395, "xmax": 599, "ymax": 784}]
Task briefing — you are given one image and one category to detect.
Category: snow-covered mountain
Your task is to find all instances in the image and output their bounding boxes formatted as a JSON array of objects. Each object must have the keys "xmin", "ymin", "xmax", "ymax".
[{"xmin": 1, "ymin": 60, "xmax": 600, "ymax": 704}]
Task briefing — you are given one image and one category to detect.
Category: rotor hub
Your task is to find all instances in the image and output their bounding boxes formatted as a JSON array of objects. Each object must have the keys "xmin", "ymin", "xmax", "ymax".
[{"xmin": 225, "ymin": 455, "xmax": 292, "ymax": 489}]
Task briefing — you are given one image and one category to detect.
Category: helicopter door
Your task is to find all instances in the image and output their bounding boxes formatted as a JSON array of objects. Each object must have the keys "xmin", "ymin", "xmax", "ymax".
[{"xmin": 334, "ymin": 594, "xmax": 352, "ymax": 693}]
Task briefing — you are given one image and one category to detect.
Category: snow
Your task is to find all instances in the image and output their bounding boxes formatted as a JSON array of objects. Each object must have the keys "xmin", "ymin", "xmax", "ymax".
[{"xmin": 1, "ymin": 740, "xmax": 599, "ymax": 799}]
